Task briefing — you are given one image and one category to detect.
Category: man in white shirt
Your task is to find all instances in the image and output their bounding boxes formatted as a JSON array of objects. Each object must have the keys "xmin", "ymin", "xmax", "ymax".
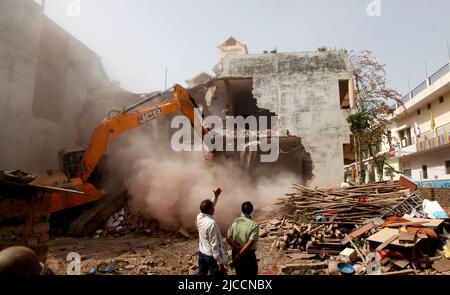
[{"xmin": 196, "ymin": 188, "xmax": 227, "ymax": 275}]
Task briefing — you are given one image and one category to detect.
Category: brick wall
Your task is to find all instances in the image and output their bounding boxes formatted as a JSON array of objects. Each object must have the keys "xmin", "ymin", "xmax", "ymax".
[
  {"xmin": 419, "ymin": 187, "xmax": 450, "ymax": 213},
  {"xmin": 0, "ymin": 183, "xmax": 51, "ymax": 263}
]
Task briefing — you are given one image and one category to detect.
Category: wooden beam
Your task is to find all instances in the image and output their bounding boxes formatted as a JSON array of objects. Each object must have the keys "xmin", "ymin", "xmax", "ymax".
[
  {"xmin": 376, "ymin": 233, "xmax": 399, "ymax": 251},
  {"xmin": 349, "ymin": 222, "xmax": 374, "ymax": 239}
]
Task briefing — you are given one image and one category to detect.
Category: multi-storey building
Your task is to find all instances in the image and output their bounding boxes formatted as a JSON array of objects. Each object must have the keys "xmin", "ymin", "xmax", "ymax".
[{"xmin": 377, "ymin": 61, "xmax": 450, "ymax": 187}]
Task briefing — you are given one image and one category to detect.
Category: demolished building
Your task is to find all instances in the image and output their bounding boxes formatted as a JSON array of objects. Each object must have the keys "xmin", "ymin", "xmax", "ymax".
[{"xmin": 188, "ymin": 37, "xmax": 356, "ymax": 187}]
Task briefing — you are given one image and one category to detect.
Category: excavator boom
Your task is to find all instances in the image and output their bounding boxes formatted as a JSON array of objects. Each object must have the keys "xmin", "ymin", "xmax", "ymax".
[
  {"xmin": 78, "ymin": 84, "xmax": 200, "ymax": 182},
  {"xmin": 48, "ymin": 84, "xmax": 202, "ymax": 236},
  {"xmin": 50, "ymin": 84, "xmax": 200, "ymax": 213}
]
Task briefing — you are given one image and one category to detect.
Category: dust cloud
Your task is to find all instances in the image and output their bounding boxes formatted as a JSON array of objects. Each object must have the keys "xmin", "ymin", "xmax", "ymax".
[{"xmin": 108, "ymin": 122, "xmax": 297, "ymax": 232}]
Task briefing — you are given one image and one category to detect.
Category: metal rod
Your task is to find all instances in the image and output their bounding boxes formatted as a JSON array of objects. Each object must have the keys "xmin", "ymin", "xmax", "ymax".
[
  {"xmin": 447, "ymin": 41, "xmax": 450, "ymax": 61},
  {"xmin": 164, "ymin": 68, "xmax": 168, "ymax": 90},
  {"xmin": 122, "ymin": 91, "xmax": 162, "ymax": 113}
]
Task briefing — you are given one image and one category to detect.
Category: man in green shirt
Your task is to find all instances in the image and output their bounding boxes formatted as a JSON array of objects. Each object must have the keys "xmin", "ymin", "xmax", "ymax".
[{"xmin": 226, "ymin": 201, "xmax": 259, "ymax": 275}]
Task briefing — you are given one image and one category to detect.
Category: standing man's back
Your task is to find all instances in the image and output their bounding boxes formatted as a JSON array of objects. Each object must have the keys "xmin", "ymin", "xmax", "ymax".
[
  {"xmin": 227, "ymin": 201, "xmax": 259, "ymax": 275},
  {"xmin": 196, "ymin": 188, "xmax": 227, "ymax": 275}
]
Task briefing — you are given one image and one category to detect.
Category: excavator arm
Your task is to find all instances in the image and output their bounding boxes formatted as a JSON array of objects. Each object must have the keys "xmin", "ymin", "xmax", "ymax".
[
  {"xmin": 78, "ymin": 84, "xmax": 201, "ymax": 182},
  {"xmin": 48, "ymin": 84, "xmax": 203, "ymax": 233}
]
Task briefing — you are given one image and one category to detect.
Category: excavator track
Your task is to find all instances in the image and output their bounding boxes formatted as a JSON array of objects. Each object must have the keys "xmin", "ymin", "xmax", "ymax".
[{"xmin": 66, "ymin": 190, "xmax": 128, "ymax": 236}]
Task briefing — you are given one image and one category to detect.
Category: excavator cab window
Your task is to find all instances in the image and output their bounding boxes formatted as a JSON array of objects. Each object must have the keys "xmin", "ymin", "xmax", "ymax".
[{"xmin": 58, "ymin": 149, "xmax": 85, "ymax": 179}]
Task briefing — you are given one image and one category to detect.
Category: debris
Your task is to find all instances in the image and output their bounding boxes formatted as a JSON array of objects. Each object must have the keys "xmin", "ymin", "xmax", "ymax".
[
  {"xmin": 348, "ymin": 222, "xmax": 374, "ymax": 239},
  {"xmin": 390, "ymin": 258, "xmax": 409, "ymax": 269},
  {"xmin": 444, "ymin": 243, "xmax": 450, "ymax": 259},
  {"xmin": 188, "ymin": 265, "xmax": 198, "ymax": 275},
  {"xmin": 344, "ymin": 235, "xmax": 367, "ymax": 265},
  {"xmin": 379, "ymin": 269, "xmax": 415, "ymax": 275},
  {"xmin": 422, "ymin": 200, "xmax": 449, "ymax": 219},
  {"xmin": 177, "ymin": 228, "xmax": 190, "ymax": 239},
  {"xmin": 339, "ymin": 248, "xmax": 357, "ymax": 263},
  {"xmin": 375, "ymin": 233, "xmax": 399, "ymax": 251},
  {"xmin": 287, "ymin": 253, "xmax": 316, "ymax": 260},
  {"xmin": 353, "ymin": 264, "xmax": 366, "ymax": 275},
  {"xmin": 401, "ymin": 216, "xmax": 444, "ymax": 228},
  {"xmin": 281, "ymin": 261, "xmax": 328, "ymax": 273},
  {"xmin": 336, "ymin": 262, "xmax": 355, "ymax": 275},
  {"xmin": 384, "ymin": 221, "xmax": 430, "ymax": 227},
  {"xmin": 87, "ymin": 267, "xmax": 97, "ymax": 275},
  {"xmin": 368, "ymin": 228, "xmax": 413, "ymax": 248},
  {"xmin": 98, "ymin": 261, "xmax": 117, "ymax": 274},
  {"xmin": 4, "ymin": 169, "xmax": 37, "ymax": 183},
  {"xmin": 279, "ymin": 181, "xmax": 422, "ymax": 224},
  {"xmin": 327, "ymin": 260, "xmax": 340, "ymax": 275},
  {"xmin": 398, "ymin": 232, "xmax": 417, "ymax": 243},
  {"xmin": 261, "ymin": 180, "xmax": 449, "ymax": 276},
  {"xmin": 103, "ymin": 206, "xmax": 159, "ymax": 236},
  {"xmin": 431, "ymin": 258, "xmax": 450, "ymax": 273}
]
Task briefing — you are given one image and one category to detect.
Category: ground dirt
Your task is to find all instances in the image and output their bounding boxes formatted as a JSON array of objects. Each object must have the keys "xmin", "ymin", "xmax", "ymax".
[{"xmin": 46, "ymin": 230, "xmax": 292, "ymax": 275}]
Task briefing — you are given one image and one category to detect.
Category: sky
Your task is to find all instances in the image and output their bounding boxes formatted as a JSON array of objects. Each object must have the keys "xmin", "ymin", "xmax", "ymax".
[{"xmin": 43, "ymin": 0, "xmax": 450, "ymax": 95}]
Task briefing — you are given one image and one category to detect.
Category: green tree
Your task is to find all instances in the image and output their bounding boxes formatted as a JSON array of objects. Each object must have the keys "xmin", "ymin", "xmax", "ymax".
[{"xmin": 348, "ymin": 50, "xmax": 402, "ymax": 183}]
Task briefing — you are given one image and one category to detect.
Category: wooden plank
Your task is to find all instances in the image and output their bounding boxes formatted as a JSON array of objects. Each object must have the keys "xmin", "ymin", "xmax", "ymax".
[
  {"xmin": 349, "ymin": 222, "xmax": 374, "ymax": 239},
  {"xmin": 432, "ymin": 259, "xmax": 450, "ymax": 273},
  {"xmin": 281, "ymin": 262, "xmax": 328, "ymax": 272},
  {"xmin": 384, "ymin": 221, "xmax": 429, "ymax": 227},
  {"xmin": 390, "ymin": 258, "xmax": 410, "ymax": 269},
  {"xmin": 398, "ymin": 176, "xmax": 418, "ymax": 191},
  {"xmin": 398, "ymin": 231, "xmax": 416, "ymax": 243},
  {"xmin": 376, "ymin": 233, "xmax": 399, "ymax": 251},
  {"xmin": 367, "ymin": 228, "xmax": 400, "ymax": 243},
  {"xmin": 287, "ymin": 253, "xmax": 317, "ymax": 259},
  {"xmin": 402, "ymin": 216, "xmax": 444, "ymax": 227},
  {"xmin": 380, "ymin": 269, "xmax": 415, "ymax": 275}
]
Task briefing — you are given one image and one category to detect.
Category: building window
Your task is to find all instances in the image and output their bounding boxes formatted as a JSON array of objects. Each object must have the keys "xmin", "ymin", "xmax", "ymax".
[
  {"xmin": 403, "ymin": 169, "xmax": 412, "ymax": 179},
  {"xmin": 439, "ymin": 96, "xmax": 444, "ymax": 103},
  {"xmin": 427, "ymin": 103, "xmax": 431, "ymax": 110},
  {"xmin": 422, "ymin": 165, "xmax": 428, "ymax": 179},
  {"xmin": 338, "ymin": 80, "xmax": 350, "ymax": 109},
  {"xmin": 446, "ymin": 160, "xmax": 450, "ymax": 174},
  {"xmin": 417, "ymin": 109, "xmax": 421, "ymax": 115},
  {"xmin": 399, "ymin": 129, "xmax": 412, "ymax": 147}
]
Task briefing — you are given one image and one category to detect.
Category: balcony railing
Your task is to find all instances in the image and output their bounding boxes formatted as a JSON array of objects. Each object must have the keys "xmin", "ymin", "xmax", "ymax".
[
  {"xmin": 397, "ymin": 61, "xmax": 450, "ymax": 108},
  {"xmin": 416, "ymin": 122, "xmax": 450, "ymax": 152},
  {"xmin": 411, "ymin": 81, "xmax": 427, "ymax": 98},
  {"xmin": 429, "ymin": 63, "xmax": 450, "ymax": 84}
]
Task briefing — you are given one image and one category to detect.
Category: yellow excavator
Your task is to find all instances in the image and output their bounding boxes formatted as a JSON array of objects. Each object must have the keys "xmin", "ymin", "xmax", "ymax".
[{"xmin": 35, "ymin": 84, "xmax": 203, "ymax": 235}]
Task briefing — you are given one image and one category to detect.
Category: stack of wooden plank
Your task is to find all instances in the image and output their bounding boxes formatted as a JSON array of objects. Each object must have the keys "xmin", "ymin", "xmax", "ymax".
[
  {"xmin": 277, "ymin": 181, "xmax": 417, "ymax": 224},
  {"xmin": 260, "ymin": 217, "xmax": 350, "ymax": 254}
]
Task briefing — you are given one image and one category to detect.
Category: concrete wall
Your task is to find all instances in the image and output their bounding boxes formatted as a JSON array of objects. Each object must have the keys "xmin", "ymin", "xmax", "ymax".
[
  {"xmin": 214, "ymin": 51, "xmax": 353, "ymax": 187},
  {"xmin": 0, "ymin": 0, "xmax": 136, "ymax": 173},
  {"xmin": 400, "ymin": 146, "xmax": 450, "ymax": 185}
]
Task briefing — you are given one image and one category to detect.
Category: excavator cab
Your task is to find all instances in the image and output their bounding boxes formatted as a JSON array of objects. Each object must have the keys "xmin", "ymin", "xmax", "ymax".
[
  {"xmin": 59, "ymin": 148, "xmax": 109, "ymax": 189},
  {"xmin": 58, "ymin": 148, "xmax": 85, "ymax": 179}
]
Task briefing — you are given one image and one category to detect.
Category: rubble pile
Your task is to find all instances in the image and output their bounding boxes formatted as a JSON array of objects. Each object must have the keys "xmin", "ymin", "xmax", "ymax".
[
  {"xmin": 278, "ymin": 182, "xmax": 421, "ymax": 223},
  {"xmin": 96, "ymin": 207, "xmax": 159, "ymax": 237},
  {"xmin": 260, "ymin": 180, "xmax": 450, "ymax": 275}
]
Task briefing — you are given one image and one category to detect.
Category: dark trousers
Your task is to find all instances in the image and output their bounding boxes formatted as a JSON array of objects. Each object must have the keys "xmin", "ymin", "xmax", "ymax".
[
  {"xmin": 198, "ymin": 251, "xmax": 218, "ymax": 275},
  {"xmin": 232, "ymin": 249, "xmax": 258, "ymax": 276}
]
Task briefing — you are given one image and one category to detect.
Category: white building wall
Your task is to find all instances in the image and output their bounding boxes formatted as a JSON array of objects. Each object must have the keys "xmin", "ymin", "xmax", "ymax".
[{"xmin": 400, "ymin": 146, "xmax": 450, "ymax": 186}]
